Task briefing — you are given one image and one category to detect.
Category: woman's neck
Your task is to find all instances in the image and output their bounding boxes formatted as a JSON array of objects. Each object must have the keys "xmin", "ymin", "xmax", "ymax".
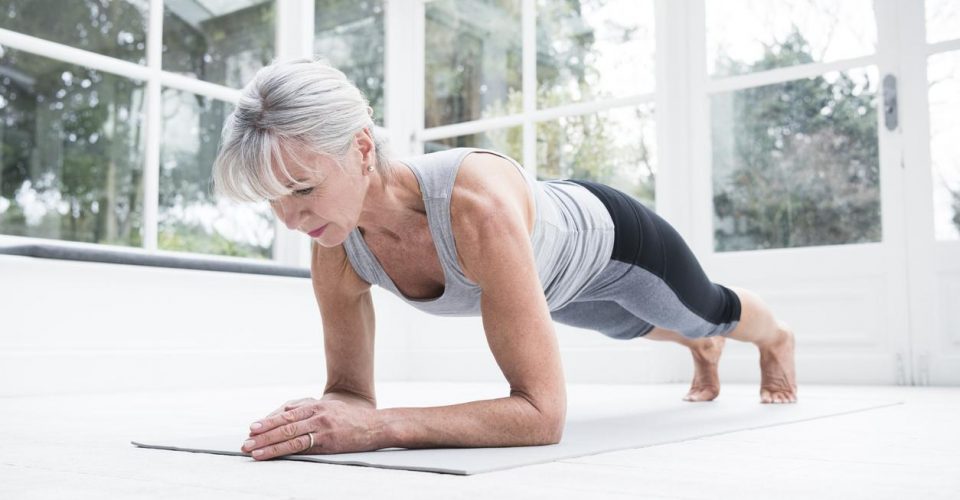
[{"xmin": 356, "ymin": 160, "xmax": 425, "ymax": 238}]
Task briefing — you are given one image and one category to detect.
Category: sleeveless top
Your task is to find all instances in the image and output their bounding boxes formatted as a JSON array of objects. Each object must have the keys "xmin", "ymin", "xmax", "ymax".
[{"xmin": 342, "ymin": 147, "xmax": 615, "ymax": 317}]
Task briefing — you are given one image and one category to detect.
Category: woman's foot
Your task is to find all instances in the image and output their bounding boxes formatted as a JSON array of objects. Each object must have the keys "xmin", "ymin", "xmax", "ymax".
[
  {"xmin": 757, "ymin": 326, "xmax": 798, "ymax": 404},
  {"xmin": 683, "ymin": 336, "xmax": 725, "ymax": 402}
]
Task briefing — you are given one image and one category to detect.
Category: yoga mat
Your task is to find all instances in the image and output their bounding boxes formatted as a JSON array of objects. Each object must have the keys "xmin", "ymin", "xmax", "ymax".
[{"xmin": 132, "ymin": 392, "xmax": 901, "ymax": 475}]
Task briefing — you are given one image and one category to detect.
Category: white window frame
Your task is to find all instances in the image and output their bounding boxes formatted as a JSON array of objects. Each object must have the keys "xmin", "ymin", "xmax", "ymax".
[
  {"xmin": 412, "ymin": 0, "xmax": 658, "ymax": 186},
  {"xmin": 0, "ymin": 0, "xmax": 399, "ymax": 269}
]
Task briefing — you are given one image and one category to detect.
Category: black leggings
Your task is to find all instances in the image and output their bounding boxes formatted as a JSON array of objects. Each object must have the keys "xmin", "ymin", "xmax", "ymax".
[{"xmin": 550, "ymin": 180, "xmax": 742, "ymax": 339}]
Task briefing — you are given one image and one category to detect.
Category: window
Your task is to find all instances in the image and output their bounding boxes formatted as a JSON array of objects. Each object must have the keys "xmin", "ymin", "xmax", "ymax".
[
  {"xmin": 926, "ymin": 0, "xmax": 960, "ymax": 241},
  {"xmin": 422, "ymin": 0, "xmax": 657, "ymax": 207},
  {"xmin": 159, "ymin": 89, "xmax": 274, "ymax": 258},
  {"xmin": 0, "ymin": 0, "xmax": 387, "ymax": 263},
  {"xmin": 0, "ymin": 0, "xmax": 149, "ymax": 64},
  {"xmin": 0, "ymin": 47, "xmax": 146, "ymax": 246},
  {"xmin": 162, "ymin": 0, "xmax": 275, "ymax": 89},
  {"xmin": 314, "ymin": 0, "xmax": 386, "ymax": 126},
  {"xmin": 707, "ymin": 0, "xmax": 881, "ymax": 252}
]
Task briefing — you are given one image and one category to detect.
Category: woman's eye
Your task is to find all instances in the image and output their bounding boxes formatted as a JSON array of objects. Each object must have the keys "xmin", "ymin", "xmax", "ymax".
[{"xmin": 293, "ymin": 187, "xmax": 314, "ymax": 196}]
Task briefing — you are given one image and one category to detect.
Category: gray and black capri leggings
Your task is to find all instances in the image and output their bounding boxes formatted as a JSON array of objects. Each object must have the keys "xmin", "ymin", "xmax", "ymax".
[{"xmin": 550, "ymin": 179, "xmax": 742, "ymax": 340}]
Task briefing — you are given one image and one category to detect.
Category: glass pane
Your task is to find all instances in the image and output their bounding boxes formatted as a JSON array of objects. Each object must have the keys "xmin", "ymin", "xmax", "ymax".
[
  {"xmin": 929, "ymin": 51, "xmax": 960, "ymax": 241},
  {"xmin": 712, "ymin": 67, "xmax": 880, "ymax": 252},
  {"xmin": 0, "ymin": 48, "xmax": 145, "ymax": 245},
  {"xmin": 162, "ymin": 0, "xmax": 275, "ymax": 88},
  {"xmin": 315, "ymin": 0, "xmax": 386, "ymax": 126},
  {"xmin": 159, "ymin": 89, "xmax": 274, "ymax": 259},
  {"xmin": 537, "ymin": 0, "xmax": 655, "ymax": 108},
  {"xmin": 706, "ymin": 0, "xmax": 876, "ymax": 78},
  {"xmin": 537, "ymin": 105, "xmax": 656, "ymax": 208},
  {"xmin": 0, "ymin": 0, "xmax": 148, "ymax": 64},
  {"xmin": 927, "ymin": 0, "xmax": 960, "ymax": 44},
  {"xmin": 425, "ymin": 0, "xmax": 522, "ymax": 128},
  {"xmin": 424, "ymin": 127, "xmax": 523, "ymax": 161}
]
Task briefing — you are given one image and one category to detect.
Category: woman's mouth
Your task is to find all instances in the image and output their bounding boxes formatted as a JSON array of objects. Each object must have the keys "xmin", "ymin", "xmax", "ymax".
[{"xmin": 308, "ymin": 224, "xmax": 328, "ymax": 238}]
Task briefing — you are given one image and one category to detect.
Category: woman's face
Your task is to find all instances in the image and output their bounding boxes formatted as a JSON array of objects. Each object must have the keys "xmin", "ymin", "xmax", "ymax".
[{"xmin": 268, "ymin": 134, "xmax": 373, "ymax": 247}]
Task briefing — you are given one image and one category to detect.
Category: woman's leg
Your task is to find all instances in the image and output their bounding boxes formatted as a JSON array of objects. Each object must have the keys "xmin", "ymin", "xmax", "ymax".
[
  {"xmin": 568, "ymin": 179, "xmax": 797, "ymax": 403},
  {"xmin": 722, "ymin": 286, "xmax": 797, "ymax": 404},
  {"xmin": 642, "ymin": 286, "xmax": 797, "ymax": 404},
  {"xmin": 644, "ymin": 327, "xmax": 726, "ymax": 402}
]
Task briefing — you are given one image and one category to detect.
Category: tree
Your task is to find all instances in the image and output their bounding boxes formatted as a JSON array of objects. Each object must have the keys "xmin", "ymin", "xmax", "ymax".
[
  {"xmin": 422, "ymin": 0, "xmax": 656, "ymax": 205},
  {"xmin": 712, "ymin": 28, "xmax": 881, "ymax": 251},
  {"xmin": 0, "ymin": 0, "xmax": 148, "ymax": 246}
]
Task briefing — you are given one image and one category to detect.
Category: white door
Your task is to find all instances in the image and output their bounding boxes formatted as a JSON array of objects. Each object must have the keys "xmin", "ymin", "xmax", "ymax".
[
  {"xmin": 683, "ymin": 0, "xmax": 917, "ymax": 384},
  {"xmin": 900, "ymin": 0, "xmax": 960, "ymax": 385}
]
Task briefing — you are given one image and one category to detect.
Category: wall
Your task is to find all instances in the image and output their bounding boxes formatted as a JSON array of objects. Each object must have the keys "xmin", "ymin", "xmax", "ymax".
[
  {"xmin": 0, "ymin": 254, "xmax": 409, "ymax": 396},
  {"xmin": 1, "ymin": 252, "xmax": 697, "ymax": 397}
]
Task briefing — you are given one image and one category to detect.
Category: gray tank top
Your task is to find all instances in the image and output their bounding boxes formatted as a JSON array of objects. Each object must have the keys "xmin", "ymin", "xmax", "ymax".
[{"xmin": 342, "ymin": 147, "xmax": 614, "ymax": 317}]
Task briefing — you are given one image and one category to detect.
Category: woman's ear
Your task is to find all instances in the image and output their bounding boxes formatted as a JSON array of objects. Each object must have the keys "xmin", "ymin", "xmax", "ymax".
[{"xmin": 356, "ymin": 128, "xmax": 375, "ymax": 171}]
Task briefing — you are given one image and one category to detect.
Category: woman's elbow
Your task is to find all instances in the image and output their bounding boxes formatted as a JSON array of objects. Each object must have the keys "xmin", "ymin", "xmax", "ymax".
[{"xmin": 535, "ymin": 403, "xmax": 566, "ymax": 445}]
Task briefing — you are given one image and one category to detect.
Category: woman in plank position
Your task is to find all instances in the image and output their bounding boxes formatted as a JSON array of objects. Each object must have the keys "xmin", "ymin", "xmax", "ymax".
[{"xmin": 214, "ymin": 59, "xmax": 797, "ymax": 461}]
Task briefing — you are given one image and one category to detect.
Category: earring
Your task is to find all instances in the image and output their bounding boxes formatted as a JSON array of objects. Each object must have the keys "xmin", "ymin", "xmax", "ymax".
[{"xmin": 367, "ymin": 165, "xmax": 374, "ymax": 172}]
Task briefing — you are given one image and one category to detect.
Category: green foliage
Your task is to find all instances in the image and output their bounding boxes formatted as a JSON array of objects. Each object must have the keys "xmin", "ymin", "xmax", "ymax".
[
  {"xmin": 712, "ymin": 29, "xmax": 881, "ymax": 251},
  {"xmin": 158, "ymin": 221, "xmax": 270, "ymax": 260}
]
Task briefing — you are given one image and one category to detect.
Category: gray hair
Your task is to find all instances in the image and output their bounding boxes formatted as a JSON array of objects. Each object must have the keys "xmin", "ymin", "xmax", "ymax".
[{"xmin": 212, "ymin": 58, "xmax": 389, "ymax": 202}]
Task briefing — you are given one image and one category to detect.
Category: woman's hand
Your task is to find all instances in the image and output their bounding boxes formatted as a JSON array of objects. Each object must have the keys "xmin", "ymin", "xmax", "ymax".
[{"xmin": 240, "ymin": 399, "xmax": 384, "ymax": 460}]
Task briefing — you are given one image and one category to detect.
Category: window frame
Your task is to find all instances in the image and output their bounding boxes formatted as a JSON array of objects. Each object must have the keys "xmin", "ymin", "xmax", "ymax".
[{"xmin": 0, "ymin": 0, "xmax": 387, "ymax": 269}]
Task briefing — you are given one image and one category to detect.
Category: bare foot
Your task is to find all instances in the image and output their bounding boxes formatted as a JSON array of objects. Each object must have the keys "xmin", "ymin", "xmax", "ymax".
[
  {"xmin": 683, "ymin": 336, "xmax": 725, "ymax": 402},
  {"xmin": 757, "ymin": 326, "xmax": 798, "ymax": 404}
]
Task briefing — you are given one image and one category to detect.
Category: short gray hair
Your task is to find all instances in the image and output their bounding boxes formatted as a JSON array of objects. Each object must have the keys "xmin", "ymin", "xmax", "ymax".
[{"xmin": 213, "ymin": 58, "xmax": 389, "ymax": 202}]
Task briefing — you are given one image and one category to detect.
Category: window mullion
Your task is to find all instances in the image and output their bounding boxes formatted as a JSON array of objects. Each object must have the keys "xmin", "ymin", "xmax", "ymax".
[
  {"xmin": 142, "ymin": 0, "xmax": 164, "ymax": 251},
  {"xmin": 522, "ymin": 0, "xmax": 536, "ymax": 176},
  {"xmin": 686, "ymin": 0, "xmax": 712, "ymax": 257},
  {"xmin": 386, "ymin": 0, "xmax": 417, "ymax": 158}
]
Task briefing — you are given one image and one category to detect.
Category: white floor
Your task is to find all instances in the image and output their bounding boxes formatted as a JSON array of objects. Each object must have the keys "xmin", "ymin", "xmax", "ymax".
[{"xmin": 1, "ymin": 382, "xmax": 958, "ymax": 499}]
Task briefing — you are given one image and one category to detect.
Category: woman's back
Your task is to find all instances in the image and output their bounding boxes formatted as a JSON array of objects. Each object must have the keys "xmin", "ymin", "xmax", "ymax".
[{"xmin": 341, "ymin": 147, "xmax": 614, "ymax": 316}]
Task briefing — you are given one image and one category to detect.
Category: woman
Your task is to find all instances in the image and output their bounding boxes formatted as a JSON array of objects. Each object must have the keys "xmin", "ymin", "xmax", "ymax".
[{"xmin": 214, "ymin": 59, "xmax": 797, "ymax": 462}]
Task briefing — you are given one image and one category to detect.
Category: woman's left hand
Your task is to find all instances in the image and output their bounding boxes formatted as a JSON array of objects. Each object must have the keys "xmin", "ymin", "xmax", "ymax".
[{"xmin": 240, "ymin": 399, "xmax": 383, "ymax": 460}]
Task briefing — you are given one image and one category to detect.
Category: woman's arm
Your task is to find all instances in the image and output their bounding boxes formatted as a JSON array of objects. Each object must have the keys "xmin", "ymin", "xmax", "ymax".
[
  {"xmin": 311, "ymin": 240, "xmax": 378, "ymax": 408},
  {"xmin": 375, "ymin": 153, "xmax": 566, "ymax": 448},
  {"xmin": 243, "ymin": 154, "xmax": 566, "ymax": 458}
]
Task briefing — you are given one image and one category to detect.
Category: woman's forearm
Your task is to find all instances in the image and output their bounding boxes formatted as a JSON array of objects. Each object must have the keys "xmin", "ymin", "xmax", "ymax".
[
  {"xmin": 375, "ymin": 393, "xmax": 564, "ymax": 449},
  {"xmin": 322, "ymin": 389, "xmax": 376, "ymax": 409}
]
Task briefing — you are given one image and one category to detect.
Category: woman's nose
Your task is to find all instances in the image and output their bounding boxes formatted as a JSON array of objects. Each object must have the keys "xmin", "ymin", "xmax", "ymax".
[{"xmin": 271, "ymin": 198, "xmax": 301, "ymax": 231}]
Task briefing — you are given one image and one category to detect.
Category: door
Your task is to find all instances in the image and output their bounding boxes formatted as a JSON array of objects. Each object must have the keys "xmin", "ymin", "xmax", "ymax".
[{"xmin": 685, "ymin": 0, "xmax": 914, "ymax": 384}]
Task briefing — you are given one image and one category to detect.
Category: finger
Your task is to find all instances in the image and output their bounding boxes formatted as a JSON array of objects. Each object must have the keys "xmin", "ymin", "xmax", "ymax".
[
  {"xmin": 247, "ymin": 432, "xmax": 313, "ymax": 461},
  {"xmin": 266, "ymin": 403, "xmax": 302, "ymax": 419},
  {"xmin": 249, "ymin": 405, "xmax": 313, "ymax": 435},
  {"xmin": 242, "ymin": 418, "xmax": 312, "ymax": 454}
]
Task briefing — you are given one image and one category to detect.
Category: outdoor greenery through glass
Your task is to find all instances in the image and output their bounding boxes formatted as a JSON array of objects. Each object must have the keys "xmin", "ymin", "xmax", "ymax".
[
  {"xmin": 712, "ymin": 32, "xmax": 881, "ymax": 252},
  {"xmin": 0, "ymin": 47, "xmax": 145, "ymax": 246},
  {"xmin": 162, "ymin": 0, "xmax": 275, "ymax": 89},
  {"xmin": 538, "ymin": 105, "xmax": 656, "ymax": 208},
  {"xmin": 159, "ymin": 89, "xmax": 274, "ymax": 258},
  {"xmin": 423, "ymin": 0, "xmax": 656, "ymax": 207},
  {"xmin": 314, "ymin": 0, "xmax": 385, "ymax": 126},
  {"xmin": 706, "ymin": 0, "xmax": 876, "ymax": 78},
  {"xmin": 425, "ymin": 0, "xmax": 522, "ymax": 128},
  {"xmin": 0, "ymin": 0, "xmax": 149, "ymax": 65},
  {"xmin": 425, "ymin": 128, "xmax": 523, "ymax": 162},
  {"xmin": 536, "ymin": 0, "xmax": 655, "ymax": 107}
]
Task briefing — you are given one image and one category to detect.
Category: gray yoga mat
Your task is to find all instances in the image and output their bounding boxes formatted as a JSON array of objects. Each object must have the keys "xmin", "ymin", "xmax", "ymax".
[{"xmin": 132, "ymin": 393, "xmax": 901, "ymax": 475}]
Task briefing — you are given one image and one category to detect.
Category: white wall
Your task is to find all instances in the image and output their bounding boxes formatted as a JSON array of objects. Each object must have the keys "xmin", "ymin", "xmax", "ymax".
[
  {"xmin": 2, "ymin": 252, "xmax": 708, "ymax": 397},
  {"xmin": 0, "ymin": 254, "xmax": 411, "ymax": 396}
]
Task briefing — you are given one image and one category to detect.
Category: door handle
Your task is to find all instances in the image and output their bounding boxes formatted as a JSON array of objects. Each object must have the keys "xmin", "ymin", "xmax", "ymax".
[{"xmin": 883, "ymin": 74, "xmax": 898, "ymax": 131}]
